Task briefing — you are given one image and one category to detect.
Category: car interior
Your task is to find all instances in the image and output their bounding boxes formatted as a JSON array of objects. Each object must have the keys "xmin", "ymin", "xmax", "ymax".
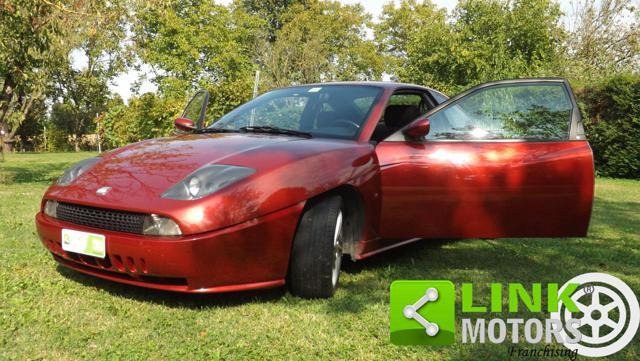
[{"xmin": 370, "ymin": 91, "xmax": 436, "ymax": 143}]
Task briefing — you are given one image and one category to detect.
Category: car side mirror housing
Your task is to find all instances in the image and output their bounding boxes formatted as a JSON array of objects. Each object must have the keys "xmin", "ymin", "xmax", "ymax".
[
  {"xmin": 403, "ymin": 117, "xmax": 430, "ymax": 140},
  {"xmin": 175, "ymin": 117, "xmax": 196, "ymax": 132}
]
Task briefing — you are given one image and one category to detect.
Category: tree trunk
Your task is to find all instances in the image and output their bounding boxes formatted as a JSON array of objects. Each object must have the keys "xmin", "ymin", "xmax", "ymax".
[
  {"xmin": 3, "ymin": 140, "xmax": 14, "ymax": 153},
  {"xmin": 0, "ymin": 123, "xmax": 9, "ymax": 153},
  {"xmin": 0, "ymin": 74, "xmax": 16, "ymax": 126},
  {"xmin": 0, "ymin": 90, "xmax": 39, "ymax": 153}
]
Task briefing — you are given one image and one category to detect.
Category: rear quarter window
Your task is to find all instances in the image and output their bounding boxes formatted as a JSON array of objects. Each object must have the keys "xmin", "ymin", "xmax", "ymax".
[{"xmin": 430, "ymin": 91, "xmax": 448, "ymax": 104}]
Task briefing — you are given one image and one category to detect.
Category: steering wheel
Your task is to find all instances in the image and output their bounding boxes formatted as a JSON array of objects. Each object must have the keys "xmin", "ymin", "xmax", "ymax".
[{"xmin": 329, "ymin": 119, "xmax": 360, "ymax": 130}]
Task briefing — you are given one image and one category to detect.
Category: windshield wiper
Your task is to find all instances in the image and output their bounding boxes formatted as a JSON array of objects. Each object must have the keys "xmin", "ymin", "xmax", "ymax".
[
  {"xmin": 196, "ymin": 127, "xmax": 239, "ymax": 134},
  {"xmin": 239, "ymin": 126, "xmax": 313, "ymax": 138}
]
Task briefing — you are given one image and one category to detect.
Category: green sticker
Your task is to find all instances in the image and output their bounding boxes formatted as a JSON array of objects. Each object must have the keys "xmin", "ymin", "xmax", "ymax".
[
  {"xmin": 390, "ymin": 280, "xmax": 456, "ymax": 345},
  {"xmin": 83, "ymin": 235, "xmax": 105, "ymax": 258}
]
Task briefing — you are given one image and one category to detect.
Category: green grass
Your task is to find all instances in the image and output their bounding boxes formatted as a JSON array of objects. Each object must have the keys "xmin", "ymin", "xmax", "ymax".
[{"xmin": 1, "ymin": 152, "xmax": 638, "ymax": 360}]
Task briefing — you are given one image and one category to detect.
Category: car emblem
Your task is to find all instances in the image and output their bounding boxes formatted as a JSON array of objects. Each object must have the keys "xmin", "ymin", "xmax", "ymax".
[{"xmin": 96, "ymin": 186, "xmax": 112, "ymax": 196}]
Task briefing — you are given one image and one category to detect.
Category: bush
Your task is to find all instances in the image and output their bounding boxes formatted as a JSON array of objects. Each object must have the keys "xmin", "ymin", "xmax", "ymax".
[
  {"xmin": 46, "ymin": 127, "xmax": 73, "ymax": 152},
  {"xmin": 578, "ymin": 74, "xmax": 640, "ymax": 179},
  {"xmin": 99, "ymin": 93, "xmax": 182, "ymax": 150},
  {"xmin": 99, "ymin": 82, "xmax": 253, "ymax": 151}
]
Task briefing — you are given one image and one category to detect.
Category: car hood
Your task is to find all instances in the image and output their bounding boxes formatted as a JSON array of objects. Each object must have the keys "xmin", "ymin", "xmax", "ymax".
[
  {"xmin": 46, "ymin": 133, "xmax": 302, "ymax": 206},
  {"xmin": 44, "ymin": 132, "xmax": 377, "ymax": 234}
]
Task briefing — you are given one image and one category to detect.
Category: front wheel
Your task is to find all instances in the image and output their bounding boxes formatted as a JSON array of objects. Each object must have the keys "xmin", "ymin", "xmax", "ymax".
[{"xmin": 288, "ymin": 195, "xmax": 344, "ymax": 298}]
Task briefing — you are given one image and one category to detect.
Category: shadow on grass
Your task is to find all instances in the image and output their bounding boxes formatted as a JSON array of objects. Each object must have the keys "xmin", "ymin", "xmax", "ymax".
[
  {"xmin": 56, "ymin": 236, "xmax": 630, "ymax": 312},
  {"xmin": 592, "ymin": 196, "xmax": 640, "ymax": 229},
  {"xmin": 52, "ymin": 237, "xmax": 533, "ymax": 312},
  {"xmin": 0, "ymin": 162, "xmax": 75, "ymax": 184},
  {"xmin": 56, "ymin": 265, "xmax": 287, "ymax": 308},
  {"xmin": 54, "ymin": 196, "xmax": 639, "ymax": 312},
  {"xmin": 54, "ymin": 240, "xmax": 459, "ymax": 310}
]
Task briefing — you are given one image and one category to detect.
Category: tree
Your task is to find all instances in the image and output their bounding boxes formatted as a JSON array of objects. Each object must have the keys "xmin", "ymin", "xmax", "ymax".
[
  {"xmin": 0, "ymin": 0, "xmax": 128, "ymax": 152},
  {"xmin": 374, "ymin": 0, "xmax": 450, "ymax": 88},
  {"xmin": 240, "ymin": 0, "xmax": 310, "ymax": 42},
  {"xmin": 132, "ymin": 0, "xmax": 265, "ymax": 120},
  {"xmin": 565, "ymin": 0, "xmax": 639, "ymax": 83},
  {"xmin": 452, "ymin": 0, "xmax": 565, "ymax": 86},
  {"xmin": 376, "ymin": 0, "xmax": 566, "ymax": 93},
  {"xmin": 49, "ymin": 0, "xmax": 129, "ymax": 151},
  {"xmin": 580, "ymin": 74, "xmax": 640, "ymax": 178},
  {"xmin": 0, "ymin": 0, "xmax": 68, "ymax": 152},
  {"xmin": 98, "ymin": 93, "xmax": 180, "ymax": 149},
  {"xmin": 260, "ymin": 1, "xmax": 384, "ymax": 89},
  {"xmin": 50, "ymin": 69, "xmax": 112, "ymax": 150},
  {"xmin": 13, "ymin": 97, "xmax": 47, "ymax": 151}
]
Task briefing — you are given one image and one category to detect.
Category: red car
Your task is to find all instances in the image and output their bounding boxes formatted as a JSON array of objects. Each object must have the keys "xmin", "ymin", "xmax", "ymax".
[{"xmin": 36, "ymin": 79, "xmax": 594, "ymax": 298}]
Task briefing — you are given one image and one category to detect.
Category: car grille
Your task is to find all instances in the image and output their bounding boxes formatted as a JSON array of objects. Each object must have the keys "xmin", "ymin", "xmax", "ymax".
[{"xmin": 57, "ymin": 202, "xmax": 146, "ymax": 234}]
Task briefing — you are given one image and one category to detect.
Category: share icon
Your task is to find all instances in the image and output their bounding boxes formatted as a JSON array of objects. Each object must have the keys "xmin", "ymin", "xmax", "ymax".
[{"xmin": 402, "ymin": 287, "xmax": 440, "ymax": 336}]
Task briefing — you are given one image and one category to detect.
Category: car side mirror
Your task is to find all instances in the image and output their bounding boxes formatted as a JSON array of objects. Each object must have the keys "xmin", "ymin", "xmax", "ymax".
[
  {"xmin": 174, "ymin": 117, "xmax": 196, "ymax": 132},
  {"xmin": 403, "ymin": 117, "xmax": 430, "ymax": 140}
]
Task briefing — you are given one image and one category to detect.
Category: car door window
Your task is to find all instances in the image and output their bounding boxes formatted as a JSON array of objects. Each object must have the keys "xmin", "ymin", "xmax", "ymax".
[{"xmin": 428, "ymin": 83, "xmax": 573, "ymax": 140}]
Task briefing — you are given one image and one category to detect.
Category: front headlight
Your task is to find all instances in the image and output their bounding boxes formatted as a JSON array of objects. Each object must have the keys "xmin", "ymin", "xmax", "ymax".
[
  {"xmin": 44, "ymin": 200, "xmax": 58, "ymax": 218},
  {"xmin": 162, "ymin": 165, "xmax": 255, "ymax": 200},
  {"xmin": 143, "ymin": 214, "xmax": 182, "ymax": 236},
  {"xmin": 57, "ymin": 157, "xmax": 101, "ymax": 186}
]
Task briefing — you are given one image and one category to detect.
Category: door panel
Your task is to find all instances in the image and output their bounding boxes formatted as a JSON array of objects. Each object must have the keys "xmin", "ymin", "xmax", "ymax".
[
  {"xmin": 376, "ymin": 141, "xmax": 594, "ymax": 239},
  {"xmin": 375, "ymin": 79, "xmax": 594, "ymax": 240}
]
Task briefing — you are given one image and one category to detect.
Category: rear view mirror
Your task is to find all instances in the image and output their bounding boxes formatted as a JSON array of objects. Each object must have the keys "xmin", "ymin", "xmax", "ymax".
[
  {"xmin": 174, "ymin": 117, "xmax": 196, "ymax": 132},
  {"xmin": 403, "ymin": 117, "xmax": 430, "ymax": 140}
]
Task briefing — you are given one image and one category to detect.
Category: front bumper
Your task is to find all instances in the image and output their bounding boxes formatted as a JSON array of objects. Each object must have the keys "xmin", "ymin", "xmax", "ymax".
[{"xmin": 35, "ymin": 203, "xmax": 304, "ymax": 293}]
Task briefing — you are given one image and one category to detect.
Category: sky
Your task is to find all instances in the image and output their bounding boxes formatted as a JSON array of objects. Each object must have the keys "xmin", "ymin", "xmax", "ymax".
[{"xmin": 104, "ymin": 0, "xmax": 577, "ymax": 102}]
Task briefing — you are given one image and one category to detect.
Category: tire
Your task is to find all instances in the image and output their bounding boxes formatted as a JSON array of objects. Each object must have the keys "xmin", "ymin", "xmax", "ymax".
[{"xmin": 288, "ymin": 195, "xmax": 344, "ymax": 298}]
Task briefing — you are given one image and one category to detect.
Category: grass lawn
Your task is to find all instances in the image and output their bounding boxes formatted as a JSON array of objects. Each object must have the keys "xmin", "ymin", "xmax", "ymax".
[{"xmin": 1, "ymin": 152, "xmax": 638, "ymax": 360}]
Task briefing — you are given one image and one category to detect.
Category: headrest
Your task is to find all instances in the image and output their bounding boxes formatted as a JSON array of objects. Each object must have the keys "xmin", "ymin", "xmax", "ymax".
[{"xmin": 384, "ymin": 105, "xmax": 421, "ymax": 128}]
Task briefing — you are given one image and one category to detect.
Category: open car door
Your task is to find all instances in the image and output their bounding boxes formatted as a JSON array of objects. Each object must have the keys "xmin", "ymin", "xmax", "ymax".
[{"xmin": 375, "ymin": 78, "xmax": 594, "ymax": 239}]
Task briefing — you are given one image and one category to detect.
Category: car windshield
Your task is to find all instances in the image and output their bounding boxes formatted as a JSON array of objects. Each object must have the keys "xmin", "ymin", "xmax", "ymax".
[{"xmin": 207, "ymin": 85, "xmax": 383, "ymax": 139}]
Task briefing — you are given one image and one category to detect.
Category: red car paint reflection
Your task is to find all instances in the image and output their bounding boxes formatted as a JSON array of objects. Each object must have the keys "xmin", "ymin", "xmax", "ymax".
[{"xmin": 35, "ymin": 80, "xmax": 594, "ymax": 293}]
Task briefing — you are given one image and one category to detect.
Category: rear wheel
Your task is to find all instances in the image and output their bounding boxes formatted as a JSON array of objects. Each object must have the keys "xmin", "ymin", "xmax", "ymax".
[{"xmin": 288, "ymin": 195, "xmax": 344, "ymax": 298}]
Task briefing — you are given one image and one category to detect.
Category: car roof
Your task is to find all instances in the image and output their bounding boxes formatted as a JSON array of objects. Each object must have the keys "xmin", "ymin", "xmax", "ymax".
[{"xmin": 287, "ymin": 81, "xmax": 442, "ymax": 94}]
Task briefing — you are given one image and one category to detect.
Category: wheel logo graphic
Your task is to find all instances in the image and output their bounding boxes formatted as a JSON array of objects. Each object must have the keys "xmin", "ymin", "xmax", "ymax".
[{"xmin": 550, "ymin": 273, "xmax": 640, "ymax": 357}]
